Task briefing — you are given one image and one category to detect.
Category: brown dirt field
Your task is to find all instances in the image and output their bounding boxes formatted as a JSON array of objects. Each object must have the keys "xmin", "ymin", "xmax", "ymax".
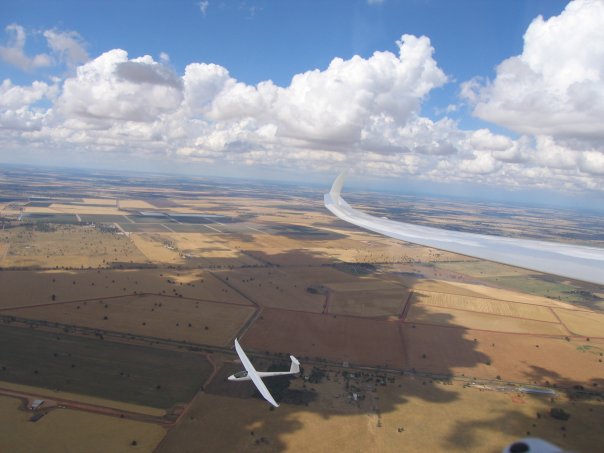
[
  {"xmin": 156, "ymin": 375, "xmax": 604, "ymax": 453},
  {"xmin": 5, "ymin": 294, "xmax": 255, "ymax": 346},
  {"xmin": 553, "ymin": 309, "xmax": 604, "ymax": 337},
  {"xmin": 329, "ymin": 287, "xmax": 409, "ymax": 317},
  {"xmin": 0, "ymin": 269, "xmax": 252, "ymax": 309},
  {"xmin": 406, "ymin": 304, "xmax": 567, "ymax": 335},
  {"xmin": 326, "ymin": 280, "xmax": 406, "ymax": 292},
  {"xmin": 242, "ymin": 247, "xmax": 334, "ymax": 266},
  {"xmin": 278, "ymin": 266, "xmax": 361, "ymax": 284},
  {"xmin": 224, "ymin": 268, "xmax": 328, "ymax": 313},
  {"xmin": 0, "ymin": 395, "xmax": 166, "ymax": 453},
  {"xmin": 0, "ymin": 225, "xmax": 147, "ymax": 268},
  {"xmin": 413, "ymin": 291, "xmax": 559, "ymax": 322},
  {"xmin": 470, "ymin": 331, "xmax": 604, "ymax": 385},
  {"xmin": 244, "ymin": 309, "xmax": 405, "ymax": 368},
  {"xmin": 402, "ymin": 324, "xmax": 604, "ymax": 385},
  {"xmin": 400, "ymin": 324, "xmax": 492, "ymax": 378}
]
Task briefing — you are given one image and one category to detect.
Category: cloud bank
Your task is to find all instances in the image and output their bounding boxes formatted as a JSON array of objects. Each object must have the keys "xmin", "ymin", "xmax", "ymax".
[{"xmin": 1, "ymin": 0, "xmax": 603, "ymax": 195}]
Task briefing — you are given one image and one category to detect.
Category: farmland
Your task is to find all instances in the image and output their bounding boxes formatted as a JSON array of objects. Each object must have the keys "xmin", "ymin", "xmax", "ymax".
[
  {"xmin": 0, "ymin": 326, "xmax": 212, "ymax": 408},
  {"xmin": 0, "ymin": 165, "xmax": 602, "ymax": 452}
]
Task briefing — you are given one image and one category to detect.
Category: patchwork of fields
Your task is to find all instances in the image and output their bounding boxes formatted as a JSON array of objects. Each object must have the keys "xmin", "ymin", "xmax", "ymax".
[{"xmin": 1, "ymin": 171, "xmax": 602, "ymax": 452}]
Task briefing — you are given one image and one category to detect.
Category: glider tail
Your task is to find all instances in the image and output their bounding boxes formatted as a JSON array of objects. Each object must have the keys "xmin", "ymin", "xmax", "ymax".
[{"xmin": 289, "ymin": 355, "xmax": 300, "ymax": 374}]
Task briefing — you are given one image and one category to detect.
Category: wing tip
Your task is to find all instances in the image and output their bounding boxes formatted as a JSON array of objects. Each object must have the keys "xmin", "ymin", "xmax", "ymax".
[{"xmin": 329, "ymin": 170, "xmax": 348, "ymax": 198}]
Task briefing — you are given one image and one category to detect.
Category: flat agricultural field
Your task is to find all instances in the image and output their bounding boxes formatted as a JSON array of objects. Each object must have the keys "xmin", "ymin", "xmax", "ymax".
[
  {"xmin": 412, "ymin": 279, "xmax": 576, "ymax": 307},
  {"xmin": 6, "ymin": 294, "xmax": 255, "ymax": 346},
  {"xmin": 483, "ymin": 274, "xmax": 602, "ymax": 308},
  {"xmin": 130, "ymin": 234, "xmax": 183, "ymax": 264},
  {"xmin": 38, "ymin": 204, "xmax": 125, "ymax": 216},
  {"xmin": 405, "ymin": 303, "xmax": 567, "ymax": 335},
  {"xmin": 435, "ymin": 260, "xmax": 535, "ymax": 278},
  {"xmin": 0, "ymin": 269, "xmax": 252, "ymax": 309},
  {"xmin": 156, "ymin": 374, "xmax": 604, "ymax": 453},
  {"xmin": 412, "ymin": 291, "xmax": 559, "ymax": 322},
  {"xmin": 553, "ymin": 308, "xmax": 604, "ymax": 337},
  {"xmin": 161, "ymin": 233, "xmax": 263, "ymax": 267},
  {"xmin": 401, "ymin": 324, "xmax": 604, "ymax": 385},
  {"xmin": 327, "ymin": 280, "xmax": 409, "ymax": 317},
  {"xmin": 244, "ymin": 309, "xmax": 405, "ymax": 368},
  {"xmin": 0, "ymin": 380, "xmax": 165, "ymax": 416},
  {"xmin": 0, "ymin": 396, "xmax": 166, "ymax": 453},
  {"xmin": 0, "ymin": 225, "xmax": 147, "ymax": 268},
  {"xmin": 0, "ymin": 326, "xmax": 212, "ymax": 408},
  {"xmin": 223, "ymin": 268, "xmax": 329, "ymax": 313}
]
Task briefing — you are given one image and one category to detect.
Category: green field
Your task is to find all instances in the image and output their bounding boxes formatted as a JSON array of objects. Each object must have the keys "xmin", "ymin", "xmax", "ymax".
[
  {"xmin": 163, "ymin": 224, "xmax": 214, "ymax": 233},
  {"xmin": 119, "ymin": 223, "xmax": 168, "ymax": 232},
  {"xmin": 435, "ymin": 260, "xmax": 531, "ymax": 278},
  {"xmin": 483, "ymin": 275, "xmax": 603, "ymax": 309},
  {"xmin": 78, "ymin": 214, "xmax": 131, "ymax": 223},
  {"xmin": 21, "ymin": 214, "xmax": 79, "ymax": 224},
  {"xmin": 0, "ymin": 326, "xmax": 211, "ymax": 408}
]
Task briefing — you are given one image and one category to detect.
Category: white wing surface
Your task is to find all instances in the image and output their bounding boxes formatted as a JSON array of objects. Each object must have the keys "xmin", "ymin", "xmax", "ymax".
[
  {"xmin": 234, "ymin": 339, "xmax": 279, "ymax": 407},
  {"xmin": 324, "ymin": 172, "xmax": 604, "ymax": 286}
]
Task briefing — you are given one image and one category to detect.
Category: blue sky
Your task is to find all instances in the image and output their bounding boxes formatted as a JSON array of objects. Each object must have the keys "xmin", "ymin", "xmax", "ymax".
[{"xmin": 1, "ymin": 0, "xmax": 603, "ymax": 206}]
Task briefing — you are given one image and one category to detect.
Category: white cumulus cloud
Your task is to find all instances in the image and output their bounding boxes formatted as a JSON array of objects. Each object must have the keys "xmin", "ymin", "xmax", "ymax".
[
  {"xmin": 464, "ymin": 0, "xmax": 604, "ymax": 141},
  {"xmin": 43, "ymin": 29, "xmax": 88, "ymax": 68},
  {"xmin": 57, "ymin": 49, "xmax": 183, "ymax": 122},
  {"xmin": 1, "ymin": 18, "xmax": 603, "ymax": 197},
  {"xmin": 0, "ymin": 24, "xmax": 52, "ymax": 70}
]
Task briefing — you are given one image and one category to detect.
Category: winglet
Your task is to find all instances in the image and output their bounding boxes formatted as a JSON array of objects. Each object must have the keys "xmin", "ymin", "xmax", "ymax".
[{"xmin": 329, "ymin": 170, "xmax": 348, "ymax": 199}]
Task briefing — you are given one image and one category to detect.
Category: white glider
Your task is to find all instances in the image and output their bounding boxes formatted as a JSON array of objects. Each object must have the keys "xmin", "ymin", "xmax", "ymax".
[
  {"xmin": 324, "ymin": 172, "xmax": 604, "ymax": 286},
  {"xmin": 228, "ymin": 339, "xmax": 300, "ymax": 407}
]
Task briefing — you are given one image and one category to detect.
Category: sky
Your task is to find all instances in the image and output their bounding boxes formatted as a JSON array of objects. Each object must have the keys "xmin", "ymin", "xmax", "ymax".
[{"xmin": 0, "ymin": 0, "xmax": 603, "ymax": 207}]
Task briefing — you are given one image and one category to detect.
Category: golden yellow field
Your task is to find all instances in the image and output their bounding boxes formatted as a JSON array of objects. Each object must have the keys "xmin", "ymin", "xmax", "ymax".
[
  {"xmin": 413, "ymin": 291, "xmax": 559, "ymax": 322},
  {"xmin": 130, "ymin": 233, "xmax": 183, "ymax": 264},
  {"xmin": 0, "ymin": 396, "xmax": 165, "ymax": 453},
  {"xmin": 82, "ymin": 198, "xmax": 116, "ymax": 206},
  {"xmin": 409, "ymin": 279, "xmax": 489, "ymax": 298},
  {"xmin": 157, "ymin": 373, "xmax": 604, "ymax": 453},
  {"xmin": 553, "ymin": 308, "xmax": 604, "ymax": 337},
  {"xmin": 0, "ymin": 225, "xmax": 147, "ymax": 268},
  {"xmin": 116, "ymin": 199, "xmax": 157, "ymax": 209},
  {"xmin": 406, "ymin": 304, "xmax": 567, "ymax": 335},
  {"xmin": 27, "ymin": 204, "xmax": 125, "ymax": 215}
]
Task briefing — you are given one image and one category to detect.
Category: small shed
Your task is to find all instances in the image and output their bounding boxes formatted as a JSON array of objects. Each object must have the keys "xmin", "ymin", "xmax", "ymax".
[{"xmin": 30, "ymin": 399, "xmax": 45, "ymax": 410}]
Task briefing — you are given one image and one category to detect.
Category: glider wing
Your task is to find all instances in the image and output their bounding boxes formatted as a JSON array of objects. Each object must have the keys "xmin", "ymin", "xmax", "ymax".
[
  {"xmin": 324, "ymin": 172, "xmax": 604, "ymax": 285},
  {"xmin": 235, "ymin": 339, "xmax": 279, "ymax": 407}
]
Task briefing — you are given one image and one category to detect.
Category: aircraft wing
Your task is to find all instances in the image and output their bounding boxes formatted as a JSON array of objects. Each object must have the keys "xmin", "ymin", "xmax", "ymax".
[
  {"xmin": 324, "ymin": 172, "xmax": 604, "ymax": 286},
  {"xmin": 234, "ymin": 339, "xmax": 279, "ymax": 407}
]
